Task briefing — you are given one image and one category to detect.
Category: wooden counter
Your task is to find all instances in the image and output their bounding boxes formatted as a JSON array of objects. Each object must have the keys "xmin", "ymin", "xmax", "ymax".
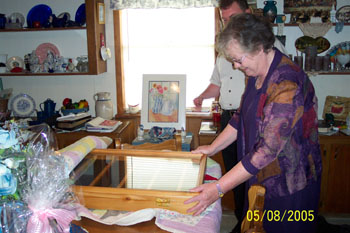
[{"xmin": 55, "ymin": 120, "xmax": 133, "ymax": 149}]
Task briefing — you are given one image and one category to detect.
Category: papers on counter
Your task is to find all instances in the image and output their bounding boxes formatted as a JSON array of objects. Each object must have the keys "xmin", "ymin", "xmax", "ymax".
[{"xmin": 86, "ymin": 117, "xmax": 122, "ymax": 133}]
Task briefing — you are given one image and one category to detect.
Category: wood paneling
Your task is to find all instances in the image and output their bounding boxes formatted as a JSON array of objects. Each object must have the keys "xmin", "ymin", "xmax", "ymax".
[
  {"xmin": 319, "ymin": 134, "xmax": 350, "ymax": 214},
  {"xmin": 85, "ymin": 0, "xmax": 107, "ymax": 74}
]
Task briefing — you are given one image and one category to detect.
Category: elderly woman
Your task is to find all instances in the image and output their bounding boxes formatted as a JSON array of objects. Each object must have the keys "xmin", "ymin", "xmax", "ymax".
[{"xmin": 186, "ymin": 13, "xmax": 322, "ymax": 233}]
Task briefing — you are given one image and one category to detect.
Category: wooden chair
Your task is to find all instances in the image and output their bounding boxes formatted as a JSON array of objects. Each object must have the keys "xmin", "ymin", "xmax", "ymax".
[
  {"xmin": 117, "ymin": 134, "xmax": 182, "ymax": 151},
  {"xmin": 241, "ymin": 184, "xmax": 266, "ymax": 233}
]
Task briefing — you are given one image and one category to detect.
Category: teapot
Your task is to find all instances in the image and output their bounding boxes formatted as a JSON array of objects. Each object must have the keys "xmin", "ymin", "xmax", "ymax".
[{"xmin": 40, "ymin": 98, "xmax": 56, "ymax": 118}]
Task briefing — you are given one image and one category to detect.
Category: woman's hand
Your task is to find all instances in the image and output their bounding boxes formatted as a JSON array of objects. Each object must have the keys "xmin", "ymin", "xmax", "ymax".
[
  {"xmin": 191, "ymin": 145, "xmax": 216, "ymax": 156},
  {"xmin": 184, "ymin": 182, "xmax": 219, "ymax": 216}
]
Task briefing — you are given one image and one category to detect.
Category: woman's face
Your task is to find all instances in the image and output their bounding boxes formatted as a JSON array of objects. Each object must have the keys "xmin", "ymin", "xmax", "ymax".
[{"xmin": 226, "ymin": 40, "xmax": 263, "ymax": 78}]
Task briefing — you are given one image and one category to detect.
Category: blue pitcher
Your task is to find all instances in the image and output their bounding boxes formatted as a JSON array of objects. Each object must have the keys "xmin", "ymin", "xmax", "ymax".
[
  {"xmin": 40, "ymin": 98, "xmax": 56, "ymax": 118},
  {"xmin": 263, "ymin": 0, "xmax": 277, "ymax": 23}
]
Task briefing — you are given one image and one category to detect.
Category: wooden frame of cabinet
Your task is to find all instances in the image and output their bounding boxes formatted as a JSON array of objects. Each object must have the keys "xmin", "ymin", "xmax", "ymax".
[
  {"xmin": 319, "ymin": 134, "xmax": 350, "ymax": 214},
  {"xmin": 0, "ymin": 0, "xmax": 106, "ymax": 76}
]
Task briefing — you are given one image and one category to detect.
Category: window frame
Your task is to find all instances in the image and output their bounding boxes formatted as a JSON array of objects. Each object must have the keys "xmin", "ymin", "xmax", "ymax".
[{"xmin": 113, "ymin": 9, "xmax": 222, "ymax": 115}]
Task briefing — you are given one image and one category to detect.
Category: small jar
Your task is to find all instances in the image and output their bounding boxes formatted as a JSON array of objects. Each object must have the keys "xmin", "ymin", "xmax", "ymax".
[
  {"xmin": 211, "ymin": 101, "xmax": 221, "ymax": 113},
  {"xmin": 181, "ymin": 127, "xmax": 186, "ymax": 143}
]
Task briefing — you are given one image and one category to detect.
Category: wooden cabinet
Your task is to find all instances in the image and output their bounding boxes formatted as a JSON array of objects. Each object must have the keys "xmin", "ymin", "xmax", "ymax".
[
  {"xmin": 0, "ymin": 0, "xmax": 106, "ymax": 76},
  {"xmin": 319, "ymin": 134, "xmax": 350, "ymax": 214}
]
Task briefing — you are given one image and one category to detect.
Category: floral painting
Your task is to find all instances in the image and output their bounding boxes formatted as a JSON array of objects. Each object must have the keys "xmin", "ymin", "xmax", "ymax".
[
  {"xmin": 141, "ymin": 74, "xmax": 186, "ymax": 130},
  {"xmin": 148, "ymin": 81, "xmax": 179, "ymax": 123}
]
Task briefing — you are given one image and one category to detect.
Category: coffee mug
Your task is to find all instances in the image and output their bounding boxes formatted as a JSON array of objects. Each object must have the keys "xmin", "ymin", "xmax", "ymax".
[
  {"xmin": 0, "ymin": 17, "xmax": 6, "ymax": 29},
  {"xmin": 36, "ymin": 111, "xmax": 45, "ymax": 122}
]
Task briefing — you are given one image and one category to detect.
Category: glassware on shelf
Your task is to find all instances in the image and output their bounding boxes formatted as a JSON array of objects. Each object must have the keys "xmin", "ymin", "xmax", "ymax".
[{"xmin": 336, "ymin": 54, "xmax": 350, "ymax": 70}]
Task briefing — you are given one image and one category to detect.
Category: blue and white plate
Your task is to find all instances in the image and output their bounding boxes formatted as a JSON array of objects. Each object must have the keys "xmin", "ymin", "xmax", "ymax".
[
  {"xmin": 10, "ymin": 93, "xmax": 36, "ymax": 117},
  {"xmin": 26, "ymin": 4, "xmax": 52, "ymax": 28},
  {"xmin": 75, "ymin": 3, "xmax": 86, "ymax": 26}
]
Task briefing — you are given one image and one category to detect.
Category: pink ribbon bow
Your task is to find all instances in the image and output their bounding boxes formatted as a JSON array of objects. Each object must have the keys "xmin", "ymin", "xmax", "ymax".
[{"xmin": 27, "ymin": 205, "xmax": 77, "ymax": 233}]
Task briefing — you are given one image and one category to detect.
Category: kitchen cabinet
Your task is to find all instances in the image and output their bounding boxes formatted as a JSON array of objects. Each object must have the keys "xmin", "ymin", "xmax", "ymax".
[
  {"xmin": 0, "ymin": 0, "xmax": 106, "ymax": 76},
  {"xmin": 319, "ymin": 133, "xmax": 350, "ymax": 214}
]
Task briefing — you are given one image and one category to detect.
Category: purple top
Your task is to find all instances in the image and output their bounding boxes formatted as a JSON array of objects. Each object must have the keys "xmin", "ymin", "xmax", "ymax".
[{"xmin": 229, "ymin": 49, "xmax": 322, "ymax": 199}]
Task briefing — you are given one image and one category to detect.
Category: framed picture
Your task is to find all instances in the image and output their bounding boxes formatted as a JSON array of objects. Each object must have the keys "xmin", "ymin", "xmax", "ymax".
[
  {"xmin": 97, "ymin": 3, "xmax": 105, "ymax": 24},
  {"xmin": 141, "ymin": 74, "xmax": 186, "ymax": 130},
  {"xmin": 323, "ymin": 95, "xmax": 350, "ymax": 121}
]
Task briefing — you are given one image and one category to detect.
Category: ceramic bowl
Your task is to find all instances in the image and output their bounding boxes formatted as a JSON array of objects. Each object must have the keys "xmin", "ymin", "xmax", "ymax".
[
  {"xmin": 128, "ymin": 104, "xmax": 140, "ymax": 114},
  {"xmin": 336, "ymin": 54, "xmax": 350, "ymax": 66},
  {"xmin": 61, "ymin": 107, "xmax": 89, "ymax": 116}
]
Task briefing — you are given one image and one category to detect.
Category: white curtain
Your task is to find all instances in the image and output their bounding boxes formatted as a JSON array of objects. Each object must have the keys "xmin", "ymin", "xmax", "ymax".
[{"xmin": 110, "ymin": 0, "xmax": 218, "ymax": 9}]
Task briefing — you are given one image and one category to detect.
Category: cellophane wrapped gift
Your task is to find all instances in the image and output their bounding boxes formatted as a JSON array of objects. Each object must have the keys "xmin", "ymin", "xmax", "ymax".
[{"xmin": 0, "ymin": 123, "xmax": 80, "ymax": 233}]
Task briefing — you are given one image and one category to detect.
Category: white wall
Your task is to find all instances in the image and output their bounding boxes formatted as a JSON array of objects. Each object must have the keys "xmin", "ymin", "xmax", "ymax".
[
  {"xmin": 0, "ymin": 0, "xmax": 116, "ymax": 117},
  {"xmin": 1, "ymin": 0, "xmax": 349, "ymax": 119},
  {"xmin": 259, "ymin": 0, "xmax": 350, "ymax": 119}
]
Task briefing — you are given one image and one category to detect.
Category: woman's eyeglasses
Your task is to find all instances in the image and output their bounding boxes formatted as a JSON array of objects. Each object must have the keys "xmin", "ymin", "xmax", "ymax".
[{"xmin": 227, "ymin": 54, "xmax": 246, "ymax": 65}]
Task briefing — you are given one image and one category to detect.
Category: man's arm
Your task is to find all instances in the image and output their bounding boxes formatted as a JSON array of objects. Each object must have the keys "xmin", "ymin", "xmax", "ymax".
[{"xmin": 193, "ymin": 83, "xmax": 220, "ymax": 107}]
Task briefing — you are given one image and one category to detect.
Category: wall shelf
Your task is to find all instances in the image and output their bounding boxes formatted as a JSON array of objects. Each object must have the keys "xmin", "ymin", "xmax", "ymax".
[
  {"xmin": 272, "ymin": 23, "xmax": 350, "ymax": 27},
  {"xmin": 0, "ymin": 72, "xmax": 89, "ymax": 76},
  {"xmin": 309, "ymin": 71, "xmax": 350, "ymax": 75},
  {"xmin": 0, "ymin": 26, "xmax": 86, "ymax": 32},
  {"xmin": 0, "ymin": 0, "xmax": 106, "ymax": 76}
]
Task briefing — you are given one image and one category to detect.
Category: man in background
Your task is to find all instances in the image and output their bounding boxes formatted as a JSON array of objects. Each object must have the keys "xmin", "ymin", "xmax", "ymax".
[{"xmin": 193, "ymin": 1, "xmax": 288, "ymax": 232}]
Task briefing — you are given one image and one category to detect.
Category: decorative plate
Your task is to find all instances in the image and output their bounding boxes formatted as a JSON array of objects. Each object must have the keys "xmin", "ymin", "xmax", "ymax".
[
  {"xmin": 8, "ymin": 12, "xmax": 25, "ymax": 27},
  {"xmin": 326, "ymin": 41, "xmax": 350, "ymax": 63},
  {"xmin": 6, "ymin": 56, "xmax": 24, "ymax": 71},
  {"xmin": 75, "ymin": 3, "xmax": 86, "ymax": 26},
  {"xmin": 26, "ymin": 4, "xmax": 52, "ymax": 28},
  {"xmin": 35, "ymin": 43, "xmax": 60, "ymax": 64},
  {"xmin": 295, "ymin": 36, "xmax": 330, "ymax": 54},
  {"xmin": 10, "ymin": 93, "xmax": 36, "ymax": 117},
  {"xmin": 336, "ymin": 5, "xmax": 350, "ymax": 23}
]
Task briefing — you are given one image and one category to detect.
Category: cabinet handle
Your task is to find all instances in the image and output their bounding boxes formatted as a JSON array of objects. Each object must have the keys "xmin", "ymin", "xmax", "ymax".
[{"xmin": 334, "ymin": 146, "xmax": 341, "ymax": 160}]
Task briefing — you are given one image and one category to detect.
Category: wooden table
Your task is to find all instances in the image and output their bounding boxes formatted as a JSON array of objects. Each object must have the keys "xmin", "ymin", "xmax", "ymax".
[
  {"xmin": 55, "ymin": 120, "xmax": 133, "ymax": 149},
  {"xmin": 73, "ymin": 217, "xmax": 168, "ymax": 232}
]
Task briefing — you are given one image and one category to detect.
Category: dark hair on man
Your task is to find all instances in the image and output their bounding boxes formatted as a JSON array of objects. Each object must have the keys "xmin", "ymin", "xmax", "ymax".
[
  {"xmin": 216, "ymin": 13, "xmax": 275, "ymax": 56},
  {"xmin": 219, "ymin": 0, "xmax": 249, "ymax": 11}
]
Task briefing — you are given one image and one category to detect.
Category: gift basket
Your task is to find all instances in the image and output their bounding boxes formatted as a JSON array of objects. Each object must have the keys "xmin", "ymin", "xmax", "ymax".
[{"xmin": 0, "ymin": 121, "xmax": 82, "ymax": 233}]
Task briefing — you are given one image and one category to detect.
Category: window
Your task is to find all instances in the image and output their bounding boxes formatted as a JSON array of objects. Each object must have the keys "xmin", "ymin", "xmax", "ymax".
[{"xmin": 114, "ymin": 8, "xmax": 217, "ymax": 114}]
